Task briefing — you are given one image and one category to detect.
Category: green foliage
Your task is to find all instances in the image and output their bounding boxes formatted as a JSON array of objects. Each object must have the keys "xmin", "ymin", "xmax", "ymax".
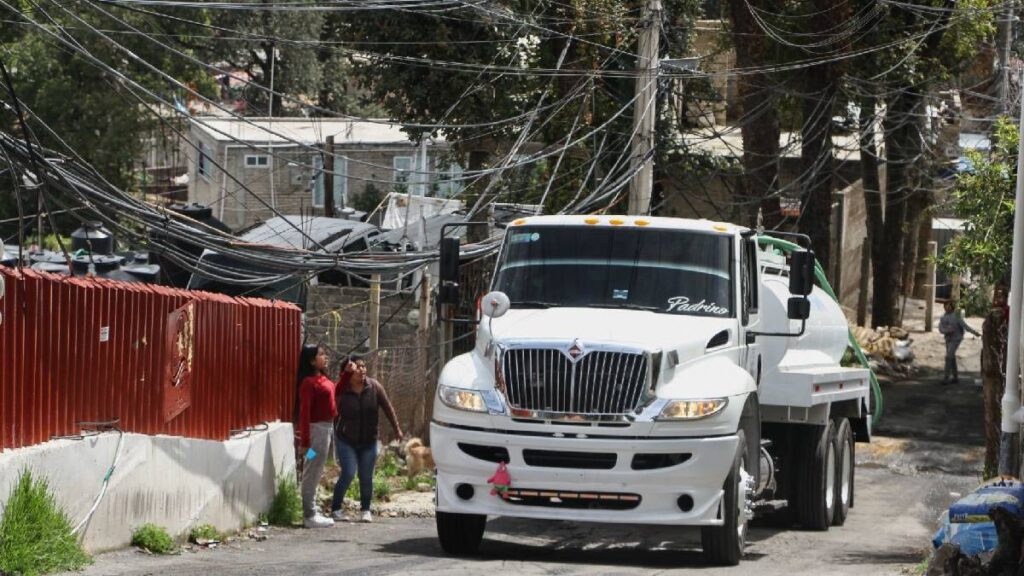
[
  {"xmin": 938, "ymin": 115, "xmax": 1017, "ymax": 287},
  {"xmin": 131, "ymin": 524, "xmax": 177, "ymax": 555},
  {"xmin": 376, "ymin": 452, "xmax": 401, "ymax": 478},
  {"xmin": 344, "ymin": 473, "xmax": 391, "ymax": 503},
  {"xmin": 403, "ymin": 474, "xmax": 436, "ymax": 492},
  {"xmin": 266, "ymin": 474, "xmax": 303, "ymax": 527},
  {"xmin": 352, "ymin": 181, "xmax": 385, "ymax": 214},
  {"xmin": 0, "ymin": 470, "xmax": 91, "ymax": 576},
  {"xmin": 188, "ymin": 523, "xmax": 222, "ymax": 543}
]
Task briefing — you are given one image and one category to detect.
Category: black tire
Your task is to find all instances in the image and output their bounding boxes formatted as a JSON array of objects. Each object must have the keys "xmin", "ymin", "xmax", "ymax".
[
  {"xmin": 702, "ymin": 430, "xmax": 748, "ymax": 566},
  {"xmin": 436, "ymin": 510, "xmax": 486, "ymax": 556},
  {"xmin": 831, "ymin": 418, "xmax": 854, "ymax": 526},
  {"xmin": 794, "ymin": 421, "xmax": 835, "ymax": 531}
]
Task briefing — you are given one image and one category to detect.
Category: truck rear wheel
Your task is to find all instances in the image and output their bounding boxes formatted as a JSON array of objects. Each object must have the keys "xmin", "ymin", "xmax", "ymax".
[
  {"xmin": 701, "ymin": 430, "xmax": 748, "ymax": 566},
  {"xmin": 794, "ymin": 422, "xmax": 835, "ymax": 531},
  {"xmin": 436, "ymin": 510, "xmax": 486, "ymax": 555},
  {"xmin": 832, "ymin": 418, "xmax": 854, "ymax": 526}
]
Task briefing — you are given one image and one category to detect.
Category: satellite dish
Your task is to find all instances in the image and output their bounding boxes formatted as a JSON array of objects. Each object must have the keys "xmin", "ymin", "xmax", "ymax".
[{"xmin": 481, "ymin": 291, "xmax": 510, "ymax": 319}]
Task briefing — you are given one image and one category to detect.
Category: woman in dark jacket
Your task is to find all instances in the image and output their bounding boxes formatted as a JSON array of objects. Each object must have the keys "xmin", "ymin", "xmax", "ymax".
[{"xmin": 330, "ymin": 355, "xmax": 403, "ymax": 522}]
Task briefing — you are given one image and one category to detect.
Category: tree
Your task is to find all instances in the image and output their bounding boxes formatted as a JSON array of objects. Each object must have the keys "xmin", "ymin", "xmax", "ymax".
[
  {"xmin": 727, "ymin": 0, "xmax": 783, "ymax": 228},
  {"xmin": 0, "ymin": 1, "xmax": 213, "ymax": 238},
  {"xmin": 850, "ymin": 0, "xmax": 993, "ymax": 327},
  {"xmin": 938, "ymin": 116, "xmax": 1016, "ymax": 291},
  {"xmin": 206, "ymin": 1, "xmax": 323, "ymax": 115}
]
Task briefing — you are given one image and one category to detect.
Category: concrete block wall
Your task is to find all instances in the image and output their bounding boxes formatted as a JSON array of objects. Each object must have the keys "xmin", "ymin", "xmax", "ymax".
[
  {"xmin": 0, "ymin": 422, "xmax": 295, "ymax": 553},
  {"xmin": 304, "ymin": 285, "xmax": 438, "ymax": 440}
]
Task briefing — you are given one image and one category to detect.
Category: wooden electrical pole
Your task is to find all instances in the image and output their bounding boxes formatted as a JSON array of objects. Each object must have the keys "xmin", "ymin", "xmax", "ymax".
[{"xmin": 323, "ymin": 135, "xmax": 336, "ymax": 218}]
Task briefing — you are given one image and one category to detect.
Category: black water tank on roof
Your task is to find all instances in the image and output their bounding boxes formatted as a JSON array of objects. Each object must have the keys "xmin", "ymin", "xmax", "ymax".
[
  {"xmin": 71, "ymin": 254, "xmax": 123, "ymax": 274},
  {"xmin": 71, "ymin": 221, "xmax": 114, "ymax": 255}
]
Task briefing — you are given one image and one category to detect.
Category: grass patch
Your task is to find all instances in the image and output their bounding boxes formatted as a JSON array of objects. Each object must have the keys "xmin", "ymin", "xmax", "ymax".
[
  {"xmin": 403, "ymin": 474, "xmax": 436, "ymax": 491},
  {"xmin": 267, "ymin": 474, "xmax": 303, "ymax": 526},
  {"xmin": 344, "ymin": 472, "xmax": 392, "ymax": 503},
  {"xmin": 131, "ymin": 524, "xmax": 177, "ymax": 555},
  {"xmin": 0, "ymin": 470, "xmax": 91, "ymax": 576},
  {"xmin": 376, "ymin": 452, "xmax": 401, "ymax": 477},
  {"xmin": 188, "ymin": 523, "xmax": 222, "ymax": 543}
]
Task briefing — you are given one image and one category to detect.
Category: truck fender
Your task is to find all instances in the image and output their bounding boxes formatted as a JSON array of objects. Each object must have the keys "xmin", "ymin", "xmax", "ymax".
[{"xmin": 740, "ymin": 394, "xmax": 761, "ymax": 490}]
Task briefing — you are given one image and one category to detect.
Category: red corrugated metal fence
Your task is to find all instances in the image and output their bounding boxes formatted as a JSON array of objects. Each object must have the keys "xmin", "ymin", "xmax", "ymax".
[{"xmin": 0, "ymin": 265, "xmax": 301, "ymax": 451}]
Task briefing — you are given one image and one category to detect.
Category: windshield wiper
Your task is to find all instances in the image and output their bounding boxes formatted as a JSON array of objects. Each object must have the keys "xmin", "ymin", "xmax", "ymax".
[
  {"xmin": 510, "ymin": 300, "xmax": 558, "ymax": 309},
  {"xmin": 584, "ymin": 303, "xmax": 660, "ymax": 312}
]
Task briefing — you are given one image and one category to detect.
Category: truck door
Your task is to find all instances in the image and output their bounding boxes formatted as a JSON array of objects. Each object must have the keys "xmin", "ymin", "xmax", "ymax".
[{"xmin": 740, "ymin": 237, "xmax": 761, "ymax": 384}]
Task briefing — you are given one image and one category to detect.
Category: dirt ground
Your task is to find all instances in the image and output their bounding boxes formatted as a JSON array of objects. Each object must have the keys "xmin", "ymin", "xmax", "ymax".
[{"xmin": 66, "ymin": 300, "xmax": 991, "ymax": 575}]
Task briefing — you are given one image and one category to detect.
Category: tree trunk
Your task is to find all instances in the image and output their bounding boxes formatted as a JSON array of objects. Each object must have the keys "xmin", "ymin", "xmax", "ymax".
[
  {"xmin": 729, "ymin": 0, "xmax": 782, "ymax": 229},
  {"xmin": 873, "ymin": 89, "xmax": 920, "ymax": 327},
  {"xmin": 859, "ymin": 94, "xmax": 885, "ymax": 327},
  {"xmin": 798, "ymin": 76, "xmax": 836, "ymax": 269}
]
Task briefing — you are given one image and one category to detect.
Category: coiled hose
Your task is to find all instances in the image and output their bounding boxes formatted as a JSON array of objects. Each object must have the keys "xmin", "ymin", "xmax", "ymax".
[{"xmin": 756, "ymin": 236, "xmax": 883, "ymax": 422}]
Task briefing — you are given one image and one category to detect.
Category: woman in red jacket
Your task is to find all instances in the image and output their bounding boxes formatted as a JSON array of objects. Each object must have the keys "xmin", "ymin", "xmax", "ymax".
[{"xmin": 296, "ymin": 344, "xmax": 336, "ymax": 528}]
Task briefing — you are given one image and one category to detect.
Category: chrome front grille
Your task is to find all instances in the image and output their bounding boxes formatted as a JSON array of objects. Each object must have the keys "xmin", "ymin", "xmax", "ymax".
[{"xmin": 501, "ymin": 348, "xmax": 649, "ymax": 416}]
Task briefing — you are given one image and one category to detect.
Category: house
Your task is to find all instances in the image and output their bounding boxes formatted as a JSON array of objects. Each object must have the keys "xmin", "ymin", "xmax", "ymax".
[{"xmin": 186, "ymin": 117, "xmax": 463, "ymax": 230}]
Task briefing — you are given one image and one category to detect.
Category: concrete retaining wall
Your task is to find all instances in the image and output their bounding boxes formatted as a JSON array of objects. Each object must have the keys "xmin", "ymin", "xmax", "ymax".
[{"xmin": 0, "ymin": 422, "xmax": 295, "ymax": 553}]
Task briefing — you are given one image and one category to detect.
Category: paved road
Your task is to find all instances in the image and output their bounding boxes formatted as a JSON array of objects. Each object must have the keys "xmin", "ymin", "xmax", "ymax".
[
  {"xmin": 72, "ymin": 458, "xmax": 974, "ymax": 576},
  {"xmin": 73, "ymin": 345, "xmax": 988, "ymax": 576}
]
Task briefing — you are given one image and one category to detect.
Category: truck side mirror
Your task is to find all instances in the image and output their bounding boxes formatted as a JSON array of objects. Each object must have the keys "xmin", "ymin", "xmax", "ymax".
[
  {"xmin": 789, "ymin": 250, "xmax": 815, "ymax": 296},
  {"xmin": 439, "ymin": 237, "xmax": 460, "ymax": 305},
  {"xmin": 787, "ymin": 297, "xmax": 810, "ymax": 321}
]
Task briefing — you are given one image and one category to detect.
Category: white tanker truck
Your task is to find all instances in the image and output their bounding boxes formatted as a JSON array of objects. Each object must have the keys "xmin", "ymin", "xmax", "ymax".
[{"xmin": 431, "ymin": 215, "xmax": 874, "ymax": 565}]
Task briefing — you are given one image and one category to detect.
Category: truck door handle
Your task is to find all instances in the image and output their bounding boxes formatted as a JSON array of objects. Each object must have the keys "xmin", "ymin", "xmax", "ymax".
[{"xmin": 746, "ymin": 332, "xmax": 756, "ymax": 344}]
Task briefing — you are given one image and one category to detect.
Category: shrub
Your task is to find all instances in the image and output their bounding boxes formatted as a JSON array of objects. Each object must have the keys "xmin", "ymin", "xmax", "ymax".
[
  {"xmin": 188, "ymin": 523, "xmax": 222, "ymax": 543},
  {"xmin": 131, "ymin": 524, "xmax": 177, "ymax": 555},
  {"xmin": 0, "ymin": 470, "xmax": 91, "ymax": 575},
  {"xmin": 267, "ymin": 474, "xmax": 303, "ymax": 526},
  {"xmin": 376, "ymin": 452, "xmax": 401, "ymax": 478},
  {"xmin": 403, "ymin": 474, "xmax": 436, "ymax": 492}
]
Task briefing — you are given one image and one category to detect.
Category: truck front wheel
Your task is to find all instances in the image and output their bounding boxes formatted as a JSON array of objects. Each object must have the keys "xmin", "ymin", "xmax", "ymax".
[
  {"xmin": 436, "ymin": 510, "xmax": 486, "ymax": 555},
  {"xmin": 701, "ymin": 430, "xmax": 749, "ymax": 566},
  {"xmin": 794, "ymin": 422, "xmax": 836, "ymax": 531}
]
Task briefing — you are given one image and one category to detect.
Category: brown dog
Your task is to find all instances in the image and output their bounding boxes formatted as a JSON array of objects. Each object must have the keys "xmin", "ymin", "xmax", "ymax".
[{"xmin": 403, "ymin": 437, "xmax": 435, "ymax": 479}]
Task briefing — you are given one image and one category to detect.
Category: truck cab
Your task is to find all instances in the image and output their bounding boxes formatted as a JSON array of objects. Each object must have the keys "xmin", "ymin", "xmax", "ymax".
[{"xmin": 431, "ymin": 215, "xmax": 871, "ymax": 565}]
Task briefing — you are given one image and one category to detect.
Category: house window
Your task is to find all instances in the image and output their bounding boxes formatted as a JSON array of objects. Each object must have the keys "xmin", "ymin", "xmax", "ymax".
[
  {"xmin": 393, "ymin": 156, "xmax": 414, "ymax": 187},
  {"xmin": 245, "ymin": 154, "xmax": 269, "ymax": 168},
  {"xmin": 434, "ymin": 161, "xmax": 464, "ymax": 198},
  {"xmin": 313, "ymin": 154, "xmax": 347, "ymax": 208},
  {"xmin": 197, "ymin": 142, "xmax": 213, "ymax": 180}
]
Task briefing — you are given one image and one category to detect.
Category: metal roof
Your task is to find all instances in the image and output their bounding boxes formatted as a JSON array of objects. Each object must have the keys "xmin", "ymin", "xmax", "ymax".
[
  {"xmin": 240, "ymin": 216, "xmax": 381, "ymax": 253},
  {"xmin": 190, "ymin": 117, "xmax": 446, "ymax": 147}
]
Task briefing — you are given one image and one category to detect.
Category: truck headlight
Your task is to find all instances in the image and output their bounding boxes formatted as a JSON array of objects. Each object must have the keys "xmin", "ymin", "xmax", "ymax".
[
  {"xmin": 438, "ymin": 385, "xmax": 487, "ymax": 413},
  {"xmin": 658, "ymin": 398, "xmax": 728, "ymax": 420}
]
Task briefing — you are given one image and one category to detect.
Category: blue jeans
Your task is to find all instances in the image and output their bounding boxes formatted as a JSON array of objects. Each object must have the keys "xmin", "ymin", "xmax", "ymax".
[{"xmin": 332, "ymin": 437, "xmax": 378, "ymax": 512}]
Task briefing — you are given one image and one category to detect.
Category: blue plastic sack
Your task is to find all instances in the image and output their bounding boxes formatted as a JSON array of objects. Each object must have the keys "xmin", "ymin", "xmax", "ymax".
[
  {"xmin": 933, "ymin": 513, "xmax": 998, "ymax": 556},
  {"xmin": 949, "ymin": 479, "xmax": 1024, "ymax": 523}
]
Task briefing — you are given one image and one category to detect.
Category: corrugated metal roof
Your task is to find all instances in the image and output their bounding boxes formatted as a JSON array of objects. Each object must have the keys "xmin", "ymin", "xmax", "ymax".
[{"xmin": 191, "ymin": 117, "xmax": 446, "ymax": 146}]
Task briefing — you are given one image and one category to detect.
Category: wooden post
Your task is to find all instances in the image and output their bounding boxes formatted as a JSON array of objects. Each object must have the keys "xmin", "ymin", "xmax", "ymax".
[
  {"xmin": 419, "ymin": 273, "xmax": 431, "ymax": 332},
  {"xmin": 924, "ymin": 241, "xmax": 937, "ymax": 332},
  {"xmin": 323, "ymin": 135, "xmax": 336, "ymax": 218},
  {"xmin": 369, "ymin": 274, "xmax": 381, "ymax": 376},
  {"xmin": 952, "ymin": 272, "xmax": 962, "ymax": 302},
  {"xmin": 857, "ymin": 242, "xmax": 870, "ymax": 327}
]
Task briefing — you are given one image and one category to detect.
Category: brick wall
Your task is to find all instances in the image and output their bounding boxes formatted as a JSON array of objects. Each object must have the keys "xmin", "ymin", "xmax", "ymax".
[{"xmin": 303, "ymin": 284, "xmax": 439, "ymax": 440}]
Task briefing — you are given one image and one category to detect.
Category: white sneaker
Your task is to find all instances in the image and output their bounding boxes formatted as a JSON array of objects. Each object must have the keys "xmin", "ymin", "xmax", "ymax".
[
  {"xmin": 360, "ymin": 510, "xmax": 373, "ymax": 523},
  {"xmin": 303, "ymin": 514, "xmax": 334, "ymax": 528},
  {"xmin": 330, "ymin": 509, "xmax": 348, "ymax": 522}
]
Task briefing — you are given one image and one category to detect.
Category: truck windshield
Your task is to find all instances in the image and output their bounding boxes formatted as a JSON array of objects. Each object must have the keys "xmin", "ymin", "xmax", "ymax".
[{"xmin": 493, "ymin": 226, "xmax": 734, "ymax": 317}]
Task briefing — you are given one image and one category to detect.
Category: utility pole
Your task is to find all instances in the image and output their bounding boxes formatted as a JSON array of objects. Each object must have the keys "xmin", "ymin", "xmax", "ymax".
[
  {"xmin": 323, "ymin": 135, "xmax": 336, "ymax": 218},
  {"xmin": 627, "ymin": 0, "xmax": 661, "ymax": 216},
  {"xmin": 998, "ymin": 1, "xmax": 1014, "ymax": 115},
  {"xmin": 267, "ymin": 43, "xmax": 277, "ymax": 211},
  {"xmin": 999, "ymin": 67, "xmax": 1024, "ymax": 476}
]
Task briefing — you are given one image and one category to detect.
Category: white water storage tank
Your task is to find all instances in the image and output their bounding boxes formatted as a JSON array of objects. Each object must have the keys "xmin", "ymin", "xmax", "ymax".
[{"xmin": 758, "ymin": 273, "xmax": 850, "ymax": 373}]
